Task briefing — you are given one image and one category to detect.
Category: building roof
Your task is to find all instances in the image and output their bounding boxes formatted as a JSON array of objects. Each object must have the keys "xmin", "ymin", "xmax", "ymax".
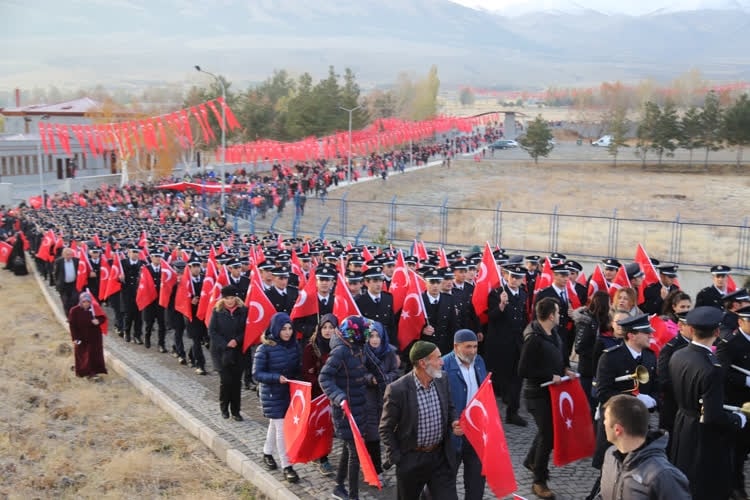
[{"xmin": 1, "ymin": 97, "xmax": 102, "ymax": 116}]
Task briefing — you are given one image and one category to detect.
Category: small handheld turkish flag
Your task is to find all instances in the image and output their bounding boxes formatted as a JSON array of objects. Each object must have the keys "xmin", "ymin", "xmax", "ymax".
[{"xmin": 548, "ymin": 377, "xmax": 596, "ymax": 466}]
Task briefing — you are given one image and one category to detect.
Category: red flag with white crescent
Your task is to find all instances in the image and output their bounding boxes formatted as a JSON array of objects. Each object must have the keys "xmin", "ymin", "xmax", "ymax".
[
  {"xmin": 290, "ymin": 268, "xmax": 318, "ymax": 320},
  {"xmin": 608, "ymin": 264, "xmax": 632, "ymax": 301},
  {"xmin": 471, "ymin": 241, "xmax": 501, "ymax": 325},
  {"xmin": 548, "ymin": 378, "xmax": 596, "ymax": 466},
  {"xmin": 243, "ymin": 265, "xmax": 277, "ymax": 353},
  {"xmin": 459, "ymin": 374, "xmax": 517, "ymax": 498},
  {"xmin": 587, "ymin": 265, "xmax": 608, "ymax": 299},
  {"xmin": 332, "ymin": 271, "xmax": 361, "ymax": 321},
  {"xmin": 158, "ymin": 260, "xmax": 178, "ymax": 308},
  {"xmin": 136, "ymin": 266, "xmax": 158, "ymax": 311},
  {"xmin": 397, "ymin": 269, "xmax": 427, "ymax": 350},
  {"xmin": 342, "ymin": 400, "xmax": 381, "ymax": 489}
]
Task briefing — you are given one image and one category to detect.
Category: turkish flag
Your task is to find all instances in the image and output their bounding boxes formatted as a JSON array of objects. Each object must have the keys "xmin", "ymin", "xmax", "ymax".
[
  {"xmin": 397, "ymin": 269, "xmax": 428, "ymax": 350},
  {"xmin": 634, "ymin": 243, "xmax": 660, "ymax": 304},
  {"xmin": 290, "ymin": 249, "xmax": 306, "ymax": 290},
  {"xmin": 728, "ymin": 275, "xmax": 738, "ymax": 294},
  {"xmin": 290, "ymin": 268, "xmax": 318, "ymax": 320},
  {"xmin": 608, "ymin": 264, "xmax": 632, "ymax": 301},
  {"xmin": 342, "ymin": 400, "xmax": 381, "ymax": 489},
  {"xmin": 174, "ymin": 265, "xmax": 194, "ymax": 322},
  {"xmin": 37, "ymin": 230, "xmax": 55, "ymax": 263},
  {"xmin": 333, "ymin": 271, "xmax": 361, "ymax": 320},
  {"xmin": 390, "ymin": 252, "xmax": 409, "ymax": 313},
  {"xmin": 0, "ymin": 241, "xmax": 12, "ymax": 264},
  {"xmin": 158, "ymin": 261, "xmax": 178, "ymax": 308},
  {"xmin": 548, "ymin": 378, "xmax": 596, "ymax": 466},
  {"xmin": 460, "ymin": 374, "xmax": 517, "ymax": 498},
  {"xmin": 576, "ymin": 271, "xmax": 588, "ymax": 287},
  {"xmin": 204, "ymin": 266, "xmax": 230, "ymax": 326},
  {"xmin": 412, "ymin": 240, "xmax": 428, "ymax": 261},
  {"xmin": 587, "ymin": 265, "xmax": 608, "ymax": 299},
  {"xmin": 649, "ymin": 314, "xmax": 673, "ymax": 357},
  {"xmin": 85, "ymin": 287, "xmax": 109, "ymax": 335},
  {"xmin": 472, "ymin": 242, "xmax": 501, "ymax": 324},
  {"xmin": 75, "ymin": 255, "xmax": 90, "ymax": 292},
  {"xmin": 437, "ymin": 247, "xmax": 449, "ymax": 268},
  {"xmin": 284, "ymin": 380, "xmax": 312, "ymax": 461},
  {"xmin": 196, "ymin": 259, "xmax": 217, "ymax": 322},
  {"xmin": 103, "ymin": 253, "xmax": 123, "ymax": 300},
  {"xmin": 98, "ymin": 258, "xmax": 112, "ymax": 301},
  {"xmin": 136, "ymin": 266, "xmax": 158, "ymax": 311},
  {"xmin": 243, "ymin": 267, "xmax": 276, "ymax": 353},
  {"xmin": 533, "ymin": 257, "xmax": 553, "ymax": 297},
  {"xmin": 566, "ymin": 279, "xmax": 582, "ymax": 310}
]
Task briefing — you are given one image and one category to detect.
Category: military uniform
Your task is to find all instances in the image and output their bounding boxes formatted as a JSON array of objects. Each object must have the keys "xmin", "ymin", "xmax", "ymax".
[
  {"xmin": 121, "ymin": 254, "xmax": 145, "ymax": 343},
  {"xmin": 696, "ymin": 285, "xmax": 725, "ymax": 310},
  {"xmin": 421, "ymin": 290, "xmax": 459, "ymax": 356}
]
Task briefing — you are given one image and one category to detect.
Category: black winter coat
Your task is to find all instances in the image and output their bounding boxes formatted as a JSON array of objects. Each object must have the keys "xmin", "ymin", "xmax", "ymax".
[{"xmin": 252, "ymin": 336, "xmax": 302, "ymax": 419}]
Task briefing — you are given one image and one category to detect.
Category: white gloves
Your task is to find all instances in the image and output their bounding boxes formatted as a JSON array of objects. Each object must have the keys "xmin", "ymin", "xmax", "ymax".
[
  {"xmin": 745, "ymin": 376, "xmax": 750, "ymax": 388},
  {"xmin": 636, "ymin": 393, "xmax": 657, "ymax": 409},
  {"xmin": 735, "ymin": 412, "xmax": 748, "ymax": 428}
]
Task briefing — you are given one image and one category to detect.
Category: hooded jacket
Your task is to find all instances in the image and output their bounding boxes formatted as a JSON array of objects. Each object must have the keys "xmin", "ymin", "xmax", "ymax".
[
  {"xmin": 252, "ymin": 312, "xmax": 301, "ymax": 419},
  {"xmin": 598, "ymin": 430, "xmax": 690, "ymax": 500}
]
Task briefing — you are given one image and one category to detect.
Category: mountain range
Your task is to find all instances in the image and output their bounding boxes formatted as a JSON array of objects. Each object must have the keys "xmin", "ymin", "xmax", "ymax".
[{"xmin": 2, "ymin": 0, "xmax": 750, "ymax": 92}]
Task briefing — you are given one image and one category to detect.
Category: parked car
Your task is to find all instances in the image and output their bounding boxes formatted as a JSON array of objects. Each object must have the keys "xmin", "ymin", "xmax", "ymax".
[
  {"xmin": 591, "ymin": 135, "xmax": 612, "ymax": 147},
  {"xmin": 489, "ymin": 139, "xmax": 519, "ymax": 150}
]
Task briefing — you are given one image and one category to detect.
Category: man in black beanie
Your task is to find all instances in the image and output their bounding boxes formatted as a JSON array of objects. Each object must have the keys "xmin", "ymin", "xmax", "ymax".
[{"xmin": 379, "ymin": 340, "xmax": 462, "ymax": 500}]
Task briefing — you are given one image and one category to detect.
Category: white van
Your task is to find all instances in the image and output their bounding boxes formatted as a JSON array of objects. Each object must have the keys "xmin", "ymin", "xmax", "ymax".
[{"xmin": 592, "ymin": 135, "xmax": 612, "ymax": 147}]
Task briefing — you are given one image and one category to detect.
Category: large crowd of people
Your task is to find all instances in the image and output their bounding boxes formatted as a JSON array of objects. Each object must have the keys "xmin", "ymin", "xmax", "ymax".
[{"xmin": 3, "ymin": 126, "xmax": 750, "ymax": 500}]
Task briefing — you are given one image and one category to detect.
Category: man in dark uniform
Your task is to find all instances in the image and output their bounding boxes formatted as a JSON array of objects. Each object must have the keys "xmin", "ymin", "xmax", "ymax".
[
  {"xmin": 142, "ymin": 249, "xmax": 166, "ymax": 351},
  {"xmin": 121, "ymin": 246, "xmax": 145, "ymax": 344},
  {"xmin": 565, "ymin": 259, "xmax": 588, "ymax": 306},
  {"xmin": 345, "ymin": 270, "xmax": 364, "ymax": 296},
  {"xmin": 292, "ymin": 263, "xmax": 336, "ymax": 345},
  {"xmin": 227, "ymin": 258, "xmax": 250, "ymax": 299},
  {"xmin": 535, "ymin": 263, "xmax": 575, "ymax": 358},
  {"xmin": 185, "ymin": 256, "xmax": 208, "ymax": 375},
  {"xmin": 451, "ymin": 258, "xmax": 478, "ymax": 333},
  {"xmin": 486, "ymin": 263, "xmax": 528, "ymax": 426},
  {"xmin": 589, "ymin": 313, "xmax": 658, "ymax": 498},
  {"xmin": 524, "ymin": 255, "xmax": 541, "ymax": 318},
  {"xmin": 656, "ymin": 311, "xmax": 691, "ymax": 450},
  {"xmin": 86, "ymin": 245, "xmax": 103, "ymax": 301},
  {"xmin": 716, "ymin": 305, "xmax": 750, "ymax": 500},
  {"xmin": 641, "ymin": 264, "xmax": 679, "ymax": 315},
  {"xmin": 670, "ymin": 306, "xmax": 747, "ymax": 500},
  {"xmin": 696, "ymin": 265, "xmax": 732, "ymax": 310},
  {"xmin": 720, "ymin": 289, "xmax": 750, "ymax": 338},
  {"xmin": 420, "ymin": 268, "xmax": 459, "ymax": 356},
  {"xmin": 166, "ymin": 259, "xmax": 188, "ymax": 364},
  {"xmin": 355, "ymin": 266, "xmax": 395, "ymax": 338},
  {"xmin": 601, "ymin": 258, "xmax": 621, "ymax": 288},
  {"xmin": 264, "ymin": 265, "xmax": 298, "ymax": 314}
]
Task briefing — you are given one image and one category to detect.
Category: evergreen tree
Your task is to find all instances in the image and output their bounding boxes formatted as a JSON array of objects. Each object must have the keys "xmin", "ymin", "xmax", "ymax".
[
  {"xmin": 678, "ymin": 106, "xmax": 702, "ymax": 166},
  {"xmin": 519, "ymin": 115, "xmax": 553, "ymax": 164},
  {"xmin": 652, "ymin": 100, "xmax": 679, "ymax": 165},
  {"xmin": 699, "ymin": 91, "xmax": 723, "ymax": 167}
]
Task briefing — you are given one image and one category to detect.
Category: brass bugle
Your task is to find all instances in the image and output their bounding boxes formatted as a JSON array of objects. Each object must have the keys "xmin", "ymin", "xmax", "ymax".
[
  {"xmin": 614, "ymin": 365, "xmax": 650, "ymax": 385},
  {"xmin": 731, "ymin": 364, "xmax": 750, "ymax": 377}
]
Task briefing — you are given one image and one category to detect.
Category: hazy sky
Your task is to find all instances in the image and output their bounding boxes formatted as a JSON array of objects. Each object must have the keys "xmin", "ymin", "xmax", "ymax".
[{"xmin": 450, "ymin": 0, "xmax": 748, "ymax": 16}]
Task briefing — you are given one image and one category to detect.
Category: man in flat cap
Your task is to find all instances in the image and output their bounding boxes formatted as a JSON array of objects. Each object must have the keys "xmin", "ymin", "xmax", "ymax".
[
  {"xmin": 717, "ymin": 304, "xmax": 750, "ymax": 499},
  {"xmin": 670, "ymin": 306, "xmax": 747, "ymax": 500},
  {"xmin": 442, "ymin": 330, "xmax": 488, "ymax": 500},
  {"xmin": 380, "ymin": 340, "xmax": 461, "ymax": 500},
  {"xmin": 696, "ymin": 265, "xmax": 733, "ymax": 310}
]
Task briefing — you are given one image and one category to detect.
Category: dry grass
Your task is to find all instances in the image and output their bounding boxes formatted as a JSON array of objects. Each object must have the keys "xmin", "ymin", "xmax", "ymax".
[{"xmin": 0, "ymin": 276, "xmax": 259, "ymax": 500}]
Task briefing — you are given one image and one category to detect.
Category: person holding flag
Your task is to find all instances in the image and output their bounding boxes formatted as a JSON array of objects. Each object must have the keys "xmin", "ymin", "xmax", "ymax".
[
  {"xmin": 67, "ymin": 292, "xmax": 108, "ymax": 379},
  {"xmin": 442, "ymin": 329, "xmax": 488, "ymax": 500},
  {"xmin": 252, "ymin": 311, "xmax": 302, "ymax": 484},
  {"xmin": 518, "ymin": 297, "xmax": 577, "ymax": 499},
  {"xmin": 319, "ymin": 316, "xmax": 377, "ymax": 500}
]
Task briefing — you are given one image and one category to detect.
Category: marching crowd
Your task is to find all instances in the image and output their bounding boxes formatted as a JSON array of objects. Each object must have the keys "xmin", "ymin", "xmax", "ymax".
[{"xmin": 2, "ymin": 126, "xmax": 749, "ymax": 499}]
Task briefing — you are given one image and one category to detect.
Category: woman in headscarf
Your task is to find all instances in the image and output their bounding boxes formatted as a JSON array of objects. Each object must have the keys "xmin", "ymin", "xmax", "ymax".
[
  {"xmin": 319, "ymin": 315, "xmax": 373, "ymax": 500},
  {"xmin": 68, "ymin": 292, "xmax": 107, "ymax": 378},
  {"xmin": 363, "ymin": 320, "xmax": 400, "ymax": 484},
  {"xmin": 208, "ymin": 284, "xmax": 247, "ymax": 421},
  {"xmin": 301, "ymin": 313, "xmax": 338, "ymax": 476},
  {"xmin": 253, "ymin": 311, "xmax": 302, "ymax": 484}
]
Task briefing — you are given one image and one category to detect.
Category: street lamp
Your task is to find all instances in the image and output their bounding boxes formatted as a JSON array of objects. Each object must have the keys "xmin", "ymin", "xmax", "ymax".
[
  {"xmin": 339, "ymin": 105, "xmax": 361, "ymax": 183},
  {"xmin": 194, "ymin": 65, "xmax": 227, "ymax": 211},
  {"xmin": 34, "ymin": 114, "xmax": 50, "ymax": 201}
]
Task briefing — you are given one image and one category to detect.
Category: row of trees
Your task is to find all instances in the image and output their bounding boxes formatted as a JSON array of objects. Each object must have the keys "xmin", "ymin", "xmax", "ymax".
[
  {"xmin": 519, "ymin": 91, "xmax": 750, "ymax": 167},
  {"xmin": 184, "ymin": 65, "xmax": 441, "ymax": 145},
  {"xmin": 605, "ymin": 91, "xmax": 750, "ymax": 166}
]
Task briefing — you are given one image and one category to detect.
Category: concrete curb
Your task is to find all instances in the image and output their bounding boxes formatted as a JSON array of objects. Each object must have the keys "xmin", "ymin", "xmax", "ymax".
[{"xmin": 28, "ymin": 254, "xmax": 300, "ymax": 500}]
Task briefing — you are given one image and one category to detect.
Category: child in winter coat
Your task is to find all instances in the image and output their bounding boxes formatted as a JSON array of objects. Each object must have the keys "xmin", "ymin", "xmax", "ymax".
[
  {"xmin": 319, "ymin": 315, "xmax": 373, "ymax": 500},
  {"xmin": 252, "ymin": 312, "xmax": 302, "ymax": 483}
]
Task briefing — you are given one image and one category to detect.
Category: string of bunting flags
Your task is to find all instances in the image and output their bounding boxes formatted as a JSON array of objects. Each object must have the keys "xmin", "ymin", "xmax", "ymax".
[
  {"xmin": 37, "ymin": 97, "xmax": 241, "ymax": 157},
  {"xmin": 215, "ymin": 114, "xmax": 501, "ymax": 164}
]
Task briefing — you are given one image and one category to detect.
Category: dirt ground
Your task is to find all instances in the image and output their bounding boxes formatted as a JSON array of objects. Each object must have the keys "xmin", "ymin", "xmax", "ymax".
[{"xmin": 0, "ymin": 272, "xmax": 257, "ymax": 499}]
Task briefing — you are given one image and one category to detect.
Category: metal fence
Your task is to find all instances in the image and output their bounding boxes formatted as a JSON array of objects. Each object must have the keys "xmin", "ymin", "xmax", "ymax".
[{"xmin": 228, "ymin": 196, "xmax": 750, "ymax": 271}]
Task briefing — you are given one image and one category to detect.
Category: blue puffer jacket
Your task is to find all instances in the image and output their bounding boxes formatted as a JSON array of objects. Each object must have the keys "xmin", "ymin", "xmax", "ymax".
[
  {"xmin": 252, "ymin": 313, "xmax": 302, "ymax": 419},
  {"xmin": 319, "ymin": 332, "xmax": 371, "ymax": 440}
]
